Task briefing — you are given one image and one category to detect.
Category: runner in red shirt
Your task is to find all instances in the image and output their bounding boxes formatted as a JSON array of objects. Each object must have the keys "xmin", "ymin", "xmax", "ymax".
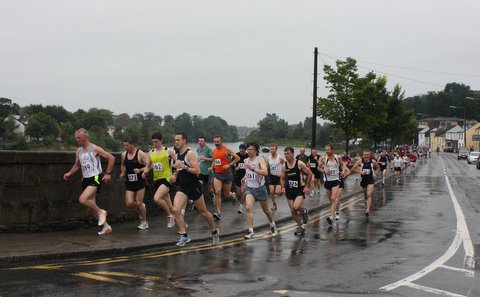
[{"xmin": 409, "ymin": 152, "xmax": 417, "ymax": 174}]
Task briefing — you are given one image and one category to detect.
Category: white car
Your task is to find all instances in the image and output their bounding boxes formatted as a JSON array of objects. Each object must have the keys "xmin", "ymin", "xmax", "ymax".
[{"xmin": 467, "ymin": 151, "xmax": 480, "ymax": 164}]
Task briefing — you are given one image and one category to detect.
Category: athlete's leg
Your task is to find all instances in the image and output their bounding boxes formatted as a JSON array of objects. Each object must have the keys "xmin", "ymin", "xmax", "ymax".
[
  {"xmin": 329, "ymin": 186, "xmax": 340, "ymax": 218},
  {"xmin": 192, "ymin": 196, "xmax": 216, "ymax": 231},
  {"xmin": 213, "ymin": 178, "xmax": 223, "ymax": 213},
  {"xmin": 269, "ymin": 184, "xmax": 277, "ymax": 206},
  {"xmin": 154, "ymin": 185, "xmax": 173, "ymax": 216},
  {"xmin": 124, "ymin": 190, "xmax": 136, "ymax": 209},
  {"xmin": 172, "ymin": 192, "xmax": 189, "ymax": 234},
  {"xmin": 259, "ymin": 200, "xmax": 274, "ymax": 223},
  {"xmin": 245, "ymin": 194, "xmax": 255, "ymax": 230},
  {"xmin": 79, "ymin": 186, "xmax": 102, "ymax": 215},
  {"xmin": 134, "ymin": 188, "xmax": 147, "ymax": 221},
  {"xmin": 365, "ymin": 184, "xmax": 374, "ymax": 213},
  {"xmin": 287, "ymin": 199, "xmax": 302, "ymax": 226},
  {"xmin": 222, "ymin": 181, "xmax": 233, "ymax": 200}
]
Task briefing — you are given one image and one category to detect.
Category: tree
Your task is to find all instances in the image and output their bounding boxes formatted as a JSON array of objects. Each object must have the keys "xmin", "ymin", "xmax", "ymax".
[
  {"xmin": 114, "ymin": 113, "xmax": 131, "ymax": 128},
  {"xmin": 317, "ymin": 57, "xmax": 376, "ymax": 154},
  {"xmin": 25, "ymin": 112, "xmax": 59, "ymax": 141},
  {"xmin": 0, "ymin": 98, "xmax": 20, "ymax": 119},
  {"xmin": 174, "ymin": 113, "xmax": 193, "ymax": 138}
]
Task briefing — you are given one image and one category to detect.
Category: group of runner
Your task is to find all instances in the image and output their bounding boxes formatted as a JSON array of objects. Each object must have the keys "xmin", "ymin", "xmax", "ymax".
[{"xmin": 63, "ymin": 128, "xmax": 423, "ymax": 247}]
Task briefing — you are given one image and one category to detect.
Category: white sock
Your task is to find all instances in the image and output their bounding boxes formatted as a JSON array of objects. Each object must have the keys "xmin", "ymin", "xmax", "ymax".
[{"xmin": 181, "ymin": 209, "xmax": 185, "ymax": 216}]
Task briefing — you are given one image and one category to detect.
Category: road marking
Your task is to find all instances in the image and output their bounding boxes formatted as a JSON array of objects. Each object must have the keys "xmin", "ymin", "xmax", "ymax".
[
  {"xmin": 90, "ymin": 271, "xmax": 163, "ymax": 281},
  {"xmin": 9, "ymin": 195, "xmax": 364, "ymax": 271},
  {"xmin": 71, "ymin": 272, "xmax": 128, "ymax": 284},
  {"xmin": 404, "ymin": 283, "xmax": 466, "ymax": 297},
  {"xmin": 273, "ymin": 290, "xmax": 289, "ymax": 294},
  {"xmin": 380, "ymin": 158, "xmax": 475, "ymax": 293},
  {"xmin": 439, "ymin": 264, "xmax": 474, "ymax": 277}
]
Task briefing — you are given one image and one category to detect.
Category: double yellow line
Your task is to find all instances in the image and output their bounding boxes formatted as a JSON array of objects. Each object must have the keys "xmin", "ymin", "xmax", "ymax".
[{"xmin": 11, "ymin": 195, "xmax": 364, "ymax": 271}]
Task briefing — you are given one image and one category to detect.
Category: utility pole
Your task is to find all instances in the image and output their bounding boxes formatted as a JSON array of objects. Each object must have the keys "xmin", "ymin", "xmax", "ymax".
[{"xmin": 311, "ymin": 47, "xmax": 318, "ymax": 149}]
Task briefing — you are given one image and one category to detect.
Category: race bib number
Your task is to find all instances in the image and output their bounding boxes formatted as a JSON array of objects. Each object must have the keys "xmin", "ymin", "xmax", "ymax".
[
  {"xmin": 247, "ymin": 172, "xmax": 257, "ymax": 180},
  {"xmin": 310, "ymin": 163, "xmax": 317, "ymax": 168},
  {"xmin": 270, "ymin": 165, "xmax": 277, "ymax": 171},
  {"xmin": 288, "ymin": 180, "xmax": 299, "ymax": 188},
  {"xmin": 330, "ymin": 168, "xmax": 338, "ymax": 175},
  {"xmin": 362, "ymin": 169, "xmax": 371, "ymax": 175},
  {"xmin": 381, "ymin": 162, "xmax": 385, "ymax": 165},
  {"xmin": 238, "ymin": 163, "xmax": 245, "ymax": 169},
  {"xmin": 81, "ymin": 164, "xmax": 92, "ymax": 173},
  {"xmin": 214, "ymin": 159, "xmax": 221, "ymax": 166},
  {"xmin": 153, "ymin": 163, "xmax": 163, "ymax": 171},
  {"xmin": 127, "ymin": 174, "xmax": 138, "ymax": 182}
]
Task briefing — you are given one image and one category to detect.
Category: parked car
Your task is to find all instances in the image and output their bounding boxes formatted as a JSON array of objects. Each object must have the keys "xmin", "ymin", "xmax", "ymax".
[
  {"xmin": 458, "ymin": 147, "xmax": 469, "ymax": 159},
  {"xmin": 477, "ymin": 159, "xmax": 480, "ymax": 169},
  {"xmin": 467, "ymin": 151, "xmax": 480, "ymax": 164}
]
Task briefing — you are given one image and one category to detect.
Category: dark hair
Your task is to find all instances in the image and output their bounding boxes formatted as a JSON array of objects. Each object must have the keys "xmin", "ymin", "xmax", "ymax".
[
  {"xmin": 247, "ymin": 142, "xmax": 260, "ymax": 156},
  {"xmin": 198, "ymin": 136, "xmax": 206, "ymax": 141},
  {"xmin": 123, "ymin": 139, "xmax": 135, "ymax": 144},
  {"xmin": 151, "ymin": 132, "xmax": 163, "ymax": 141},
  {"xmin": 213, "ymin": 135, "xmax": 223, "ymax": 140},
  {"xmin": 284, "ymin": 146, "xmax": 294, "ymax": 154},
  {"xmin": 176, "ymin": 132, "xmax": 187, "ymax": 141},
  {"xmin": 325, "ymin": 143, "xmax": 334, "ymax": 150},
  {"xmin": 270, "ymin": 144, "xmax": 278, "ymax": 149}
]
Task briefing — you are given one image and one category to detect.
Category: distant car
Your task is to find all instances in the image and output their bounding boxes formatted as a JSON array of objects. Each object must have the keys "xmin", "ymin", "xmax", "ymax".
[
  {"xmin": 477, "ymin": 159, "xmax": 480, "ymax": 169},
  {"xmin": 467, "ymin": 151, "xmax": 480, "ymax": 164},
  {"xmin": 458, "ymin": 148, "xmax": 469, "ymax": 159}
]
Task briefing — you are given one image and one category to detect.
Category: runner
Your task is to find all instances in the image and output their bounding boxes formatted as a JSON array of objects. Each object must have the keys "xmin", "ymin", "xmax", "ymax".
[
  {"xmin": 392, "ymin": 153, "xmax": 403, "ymax": 181},
  {"xmin": 119, "ymin": 139, "xmax": 149, "ymax": 230},
  {"xmin": 281, "ymin": 147, "xmax": 312, "ymax": 236},
  {"xmin": 171, "ymin": 133, "xmax": 220, "ymax": 247},
  {"xmin": 377, "ymin": 149, "xmax": 390, "ymax": 186},
  {"xmin": 318, "ymin": 144, "xmax": 350, "ymax": 225},
  {"xmin": 196, "ymin": 136, "xmax": 214, "ymax": 203},
  {"xmin": 242, "ymin": 142, "xmax": 278, "ymax": 239},
  {"xmin": 234, "ymin": 143, "xmax": 249, "ymax": 214},
  {"xmin": 409, "ymin": 151, "xmax": 417, "ymax": 174},
  {"xmin": 63, "ymin": 128, "xmax": 114, "ymax": 235},
  {"xmin": 307, "ymin": 148, "xmax": 322, "ymax": 198},
  {"xmin": 211, "ymin": 135, "xmax": 240, "ymax": 220},
  {"xmin": 295, "ymin": 147, "xmax": 309, "ymax": 164},
  {"xmin": 267, "ymin": 145, "xmax": 284, "ymax": 211},
  {"xmin": 142, "ymin": 132, "xmax": 176, "ymax": 228},
  {"xmin": 351, "ymin": 150, "xmax": 380, "ymax": 217}
]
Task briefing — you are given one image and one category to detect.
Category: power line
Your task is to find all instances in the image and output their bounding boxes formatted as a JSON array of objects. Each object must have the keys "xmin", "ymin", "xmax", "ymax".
[{"xmin": 318, "ymin": 52, "xmax": 480, "ymax": 78}]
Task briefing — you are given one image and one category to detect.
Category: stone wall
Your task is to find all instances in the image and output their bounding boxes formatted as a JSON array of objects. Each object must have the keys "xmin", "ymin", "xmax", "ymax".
[{"xmin": 0, "ymin": 150, "xmax": 162, "ymax": 232}]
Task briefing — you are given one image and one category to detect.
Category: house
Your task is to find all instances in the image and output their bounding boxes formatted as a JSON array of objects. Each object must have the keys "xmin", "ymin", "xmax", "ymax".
[
  {"xmin": 466, "ymin": 123, "xmax": 480, "ymax": 151},
  {"xmin": 445, "ymin": 125, "xmax": 464, "ymax": 152},
  {"xmin": 430, "ymin": 127, "xmax": 447, "ymax": 152},
  {"xmin": 418, "ymin": 127, "xmax": 429, "ymax": 147}
]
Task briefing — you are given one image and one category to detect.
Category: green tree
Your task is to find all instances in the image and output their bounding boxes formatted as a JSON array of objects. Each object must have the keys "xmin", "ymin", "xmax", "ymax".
[
  {"xmin": 317, "ymin": 57, "xmax": 378, "ymax": 154},
  {"xmin": 174, "ymin": 113, "xmax": 193, "ymax": 137},
  {"xmin": 25, "ymin": 112, "xmax": 59, "ymax": 142},
  {"xmin": 0, "ymin": 97, "xmax": 20, "ymax": 118}
]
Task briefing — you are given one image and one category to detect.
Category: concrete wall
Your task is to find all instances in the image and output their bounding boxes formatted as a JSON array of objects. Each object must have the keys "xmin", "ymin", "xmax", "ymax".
[{"xmin": 0, "ymin": 150, "xmax": 162, "ymax": 232}]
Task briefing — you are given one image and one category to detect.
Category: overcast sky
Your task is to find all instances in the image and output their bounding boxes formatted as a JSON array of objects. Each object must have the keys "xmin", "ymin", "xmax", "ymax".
[{"xmin": 1, "ymin": 0, "xmax": 479, "ymax": 126}]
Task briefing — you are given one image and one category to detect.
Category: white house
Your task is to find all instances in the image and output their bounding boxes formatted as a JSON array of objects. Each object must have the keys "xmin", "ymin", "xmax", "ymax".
[
  {"xmin": 446, "ymin": 125, "xmax": 464, "ymax": 149},
  {"xmin": 418, "ymin": 127, "xmax": 429, "ymax": 147}
]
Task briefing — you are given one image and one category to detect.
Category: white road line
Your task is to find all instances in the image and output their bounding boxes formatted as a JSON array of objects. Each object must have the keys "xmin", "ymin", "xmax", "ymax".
[
  {"xmin": 380, "ymin": 158, "xmax": 475, "ymax": 292},
  {"xmin": 439, "ymin": 265, "xmax": 474, "ymax": 277},
  {"xmin": 404, "ymin": 283, "xmax": 467, "ymax": 297}
]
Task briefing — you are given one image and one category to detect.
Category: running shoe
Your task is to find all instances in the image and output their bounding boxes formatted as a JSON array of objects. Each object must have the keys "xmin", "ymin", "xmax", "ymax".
[
  {"xmin": 232, "ymin": 195, "xmax": 238, "ymax": 206},
  {"xmin": 326, "ymin": 216, "xmax": 333, "ymax": 225},
  {"xmin": 238, "ymin": 204, "xmax": 244, "ymax": 214},
  {"xmin": 167, "ymin": 215, "xmax": 175, "ymax": 228},
  {"xmin": 309, "ymin": 190, "xmax": 314, "ymax": 198},
  {"xmin": 212, "ymin": 229, "xmax": 220, "ymax": 246},
  {"xmin": 271, "ymin": 202, "xmax": 277, "ymax": 211},
  {"xmin": 177, "ymin": 223, "xmax": 189, "ymax": 235},
  {"xmin": 335, "ymin": 212, "xmax": 340, "ymax": 221},
  {"xmin": 176, "ymin": 235, "xmax": 191, "ymax": 247},
  {"xmin": 294, "ymin": 226, "xmax": 305, "ymax": 236},
  {"xmin": 137, "ymin": 221, "xmax": 149, "ymax": 230},
  {"xmin": 365, "ymin": 211, "xmax": 369, "ymax": 217},
  {"xmin": 270, "ymin": 223, "xmax": 278, "ymax": 237},
  {"xmin": 98, "ymin": 210, "xmax": 107, "ymax": 226},
  {"xmin": 302, "ymin": 209, "xmax": 309, "ymax": 224},
  {"xmin": 97, "ymin": 225, "xmax": 112, "ymax": 236},
  {"xmin": 213, "ymin": 212, "xmax": 221, "ymax": 221},
  {"xmin": 244, "ymin": 231, "xmax": 255, "ymax": 239}
]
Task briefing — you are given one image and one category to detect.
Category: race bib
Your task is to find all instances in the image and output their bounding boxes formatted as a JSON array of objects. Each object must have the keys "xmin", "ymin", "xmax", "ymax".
[
  {"xmin": 381, "ymin": 162, "xmax": 385, "ymax": 165},
  {"xmin": 362, "ymin": 169, "xmax": 371, "ymax": 175},
  {"xmin": 247, "ymin": 172, "xmax": 257, "ymax": 180},
  {"xmin": 238, "ymin": 163, "xmax": 245, "ymax": 169},
  {"xmin": 127, "ymin": 174, "xmax": 138, "ymax": 182},
  {"xmin": 81, "ymin": 164, "xmax": 92, "ymax": 173},
  {"xmin": 271, "ymin": 165, "xmax": 277, "ymax": 171},
  {"xmin": 288, "ymin": 180, "xmax": 299, "ymax": 188},
  {"xmin": 310, "ymin": 163, "xmax": 317, "ymax": 168},
  {"xmin": 214, "ymin": 159, "xmax": 221, "ymax": 166},
  {"xmin": 330, "ymin": 168, "xmax": 338, "ymax": 175},
  {"xmin": 153, "ymin": 163, "xmax": 163, "ymax": 171}
]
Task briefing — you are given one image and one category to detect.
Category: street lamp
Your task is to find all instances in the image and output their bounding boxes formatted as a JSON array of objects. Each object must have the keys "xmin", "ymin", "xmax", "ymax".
[{"xmin": 449, "ymin": 105, "xmax": 466, "ymax": 148}]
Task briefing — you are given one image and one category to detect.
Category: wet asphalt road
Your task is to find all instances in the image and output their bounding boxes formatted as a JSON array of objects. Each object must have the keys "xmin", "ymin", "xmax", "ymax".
[{"xmin": 1, "ymin": 153, "xmax": 479, "ymax": 297}]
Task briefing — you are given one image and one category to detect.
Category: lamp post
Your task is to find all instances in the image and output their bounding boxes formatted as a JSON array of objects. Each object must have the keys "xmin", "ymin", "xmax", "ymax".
[{"xmin": 449, "ymin": 105, "xmax": 466, "ymax": 148}]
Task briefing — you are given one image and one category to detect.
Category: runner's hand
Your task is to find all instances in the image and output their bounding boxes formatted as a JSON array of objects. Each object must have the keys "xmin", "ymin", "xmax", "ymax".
[
  {"xmin": 102, "ymin": 174, "xmax": 111, "ymax": 183},
  {"xmin": 304, "ymin": 186, "xmax": 311, "ymax": 196},
  {"xmin": 63, "ymin": 172, "xmax": 70, "ymax": 181}
]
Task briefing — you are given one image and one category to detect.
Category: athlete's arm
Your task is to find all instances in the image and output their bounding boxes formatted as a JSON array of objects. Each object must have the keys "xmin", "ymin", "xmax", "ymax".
[
  {"xmin": 119, "ymin": 151, "xmax": 126, "ymax": 179},
  {"xmin": 340, "ymin": 161, "xmax": 351, "ymax": 178},
  {"xmin": 225, "ymin": 148, "xmax": 240, "ymax": 169},
  {"xmin": 280, "ymin": 165, "xmax": 286, "ymax": 192},
  {"xmin": 299, "ymin": 161, "xmax": 313, "ymax": 193},
  {"xmin": 351, "ymin": 160, "xmax": 362, "ymax": 174},
  {"xmin": 372, "ymin": 160, "xmax": 381, "ymax": 175},
  {"xmin": 317, "ymin": 156, "xmax": 326, "ymax": 173},
  {"xmin": 184, "ymin": 150, "xmax": 200, "ymax": 175},
  {"xmin": 63, "ymin": 149, "xmax": 80, "ymax": 181},
  {"xmin": 142, "ymin": 152, "xmax": 152, "ymax": 179},
  {"xmin": 133, "ymin": 150, "xmax": 148, "ymax": 174},
  {"xmin": 94, "ymin": 146, "xmax": 115, "ymax": 183},
  {"xmin": 254, "ymin": 157, "xmax": 268, "ymax": 176}
]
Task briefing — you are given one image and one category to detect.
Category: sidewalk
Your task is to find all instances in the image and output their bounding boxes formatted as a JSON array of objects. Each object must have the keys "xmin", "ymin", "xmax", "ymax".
[{"xmin": 0, "ymin": 173, "xmax": 369, "ymax": 263}]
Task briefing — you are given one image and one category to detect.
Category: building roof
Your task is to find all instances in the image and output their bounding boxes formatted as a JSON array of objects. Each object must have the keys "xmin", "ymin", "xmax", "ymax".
[{"xmin": 446, "ymin": 125, "xmax": 463, "ymax": 133}]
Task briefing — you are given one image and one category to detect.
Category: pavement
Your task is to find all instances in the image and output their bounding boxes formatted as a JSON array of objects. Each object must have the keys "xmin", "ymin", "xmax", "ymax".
[{"xmin": 0, "ymin": 172, "xmax": 379, "ymax": 264}]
